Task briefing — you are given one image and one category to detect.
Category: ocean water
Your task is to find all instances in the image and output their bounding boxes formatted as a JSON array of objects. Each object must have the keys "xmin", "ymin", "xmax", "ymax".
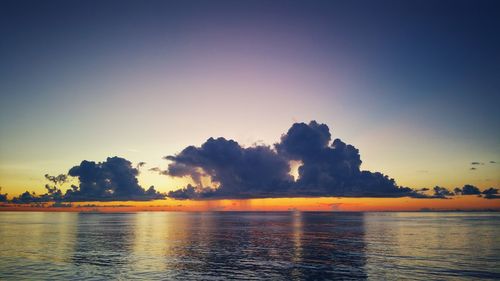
[{"xmin": 0, "ymin": 212, "xmax": 499, "ymax": 280}]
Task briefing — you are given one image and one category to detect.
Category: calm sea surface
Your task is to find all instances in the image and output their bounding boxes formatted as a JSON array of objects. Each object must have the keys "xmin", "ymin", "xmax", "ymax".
[{"xmin": 0, "ymin": 212, "xmax": 499, "ymax": 280}]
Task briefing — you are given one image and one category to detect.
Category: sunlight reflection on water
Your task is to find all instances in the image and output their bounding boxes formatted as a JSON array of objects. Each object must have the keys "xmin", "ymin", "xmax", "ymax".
[{"xmin": 0, "ymin": 212, "xmax": 499, "ymax": 280}]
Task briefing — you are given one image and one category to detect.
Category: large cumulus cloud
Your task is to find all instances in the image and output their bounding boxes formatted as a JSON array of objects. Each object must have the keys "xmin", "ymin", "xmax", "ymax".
[
  {"xmin": 165, "ymin": 138, "xmax": 293, "ymax": 198},
  {"xmin": 276, "ymin": 121, "xmax": 415, "ymax": 197},
  {"xmin": 10, "ymin": 157, "xmax": 164, "ymax": 203},
  {"xmin": 166, "ymin": 121, "xmax": 419, "ymax": 199},
  {"xmin": 66, "ymin": 157, "xmax": 163, "ymax": 201}
]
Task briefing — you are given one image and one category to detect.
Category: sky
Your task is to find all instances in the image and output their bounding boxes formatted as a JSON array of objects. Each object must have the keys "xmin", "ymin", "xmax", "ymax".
[{"xmin": 0, "ymin": 0, "xmax": 499, "ymax": 210}]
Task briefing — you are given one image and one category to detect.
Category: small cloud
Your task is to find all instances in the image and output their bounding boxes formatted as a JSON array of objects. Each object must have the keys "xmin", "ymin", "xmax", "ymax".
[
  {"xmin": 455, "ymin": 184, "xmax": 481, "ymax": 195},
  {"xmin": 490, "ymin": 161, "xmax": 497, "ymax": 164},
  {"xmin": 470, "ymin": 167, "xmax": 477, "ymax": 170},
  {"xmin": 0, "ymin": 186, "xmax": 7, "ymax": 202},
  {"xmin": 471, "ymin": 162, "xmax": 484, "ymax": 165},
  {"xmin": 482, "ymin": 187, "xmax": 499, "ymax": 198},
  {"xmin": 148, "ymin": 167, "xmax": 168, "ymax": 175},
  {"xmin": 433, "ymin": 186, "xmax": 454, "ymax": 198}
]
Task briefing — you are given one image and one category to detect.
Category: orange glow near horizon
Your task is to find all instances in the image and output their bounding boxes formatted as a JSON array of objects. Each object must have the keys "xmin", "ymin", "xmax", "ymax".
[{"xmin": 1, "ymin": 196, "xmax": 499, "ymax": 212}]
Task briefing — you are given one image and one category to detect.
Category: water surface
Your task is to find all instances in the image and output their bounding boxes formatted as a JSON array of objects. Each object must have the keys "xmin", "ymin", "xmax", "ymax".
[{"xmin": 0, "ymin": 212, "xmax": 499, "ymax": 280}]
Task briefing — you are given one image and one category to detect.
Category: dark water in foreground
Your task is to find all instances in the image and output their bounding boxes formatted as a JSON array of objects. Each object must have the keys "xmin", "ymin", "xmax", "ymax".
[{"xmin": 0, "ymin": 212, "xmax": 499, "ymax": 280}]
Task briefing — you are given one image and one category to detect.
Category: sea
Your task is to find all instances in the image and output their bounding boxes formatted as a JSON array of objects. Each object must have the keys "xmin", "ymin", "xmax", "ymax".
[{"xmin": 0, "ymin": 212, "xmax": 499, "ymax": 280}]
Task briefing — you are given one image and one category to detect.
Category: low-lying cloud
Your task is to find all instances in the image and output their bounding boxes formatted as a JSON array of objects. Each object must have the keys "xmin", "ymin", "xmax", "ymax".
[
  {"xmin": 66, "ymin": 157, "xmax": 163, "ymax": 201},
  {"xmin": 165, "ymin": 121, "xmax": 421, "ymax": 199},
  {"xmin": 10, "ymin": 157, "xmax": 164, "ymax": 203},
  {"xmin": 431, "ymin": 184, "xmax": 498, "ymax": 199}
]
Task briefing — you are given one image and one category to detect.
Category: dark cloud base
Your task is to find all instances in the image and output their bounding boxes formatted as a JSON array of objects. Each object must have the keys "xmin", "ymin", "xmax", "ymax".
[{"xmin": 167, "ymin": 184, "xmax": 420, "ymax": 200}]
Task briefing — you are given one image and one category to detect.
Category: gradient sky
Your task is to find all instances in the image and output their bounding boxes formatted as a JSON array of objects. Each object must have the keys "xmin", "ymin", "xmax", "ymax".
[{"xmin": 0, "ymin": 0, "xmax": 499, "ymax": 209}]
